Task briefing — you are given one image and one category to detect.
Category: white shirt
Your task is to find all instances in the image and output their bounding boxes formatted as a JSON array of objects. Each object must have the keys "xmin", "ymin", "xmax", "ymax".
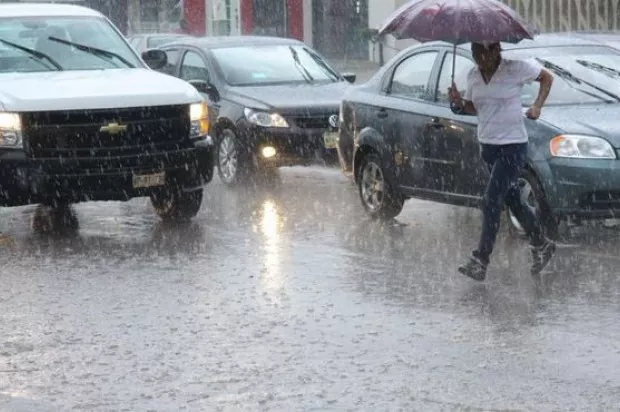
[{"xmin": 464, "ymin": 58, "xmax": 543, "ymax": 145}]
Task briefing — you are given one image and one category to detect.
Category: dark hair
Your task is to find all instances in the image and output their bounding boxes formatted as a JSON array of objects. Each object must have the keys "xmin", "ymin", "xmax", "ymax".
[{"xmin": 472, "ymin": 42, "xmax": 501, "ymax": 51}]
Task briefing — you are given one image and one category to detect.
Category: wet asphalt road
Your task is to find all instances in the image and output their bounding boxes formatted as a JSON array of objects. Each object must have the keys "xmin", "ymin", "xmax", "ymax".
[{"xmin": 1, "ymin": 166, "xmax": 620, "ymax": 411}]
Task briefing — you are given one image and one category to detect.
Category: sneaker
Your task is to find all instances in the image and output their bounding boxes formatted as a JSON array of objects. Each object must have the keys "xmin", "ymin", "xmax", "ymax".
[
  {"xmin": 531, "ymin": 240, "xmax": 556, "ymax": 275},
  {"xmin": 458, "ymin": 256, "xmax": 488, "ymax": 281}
]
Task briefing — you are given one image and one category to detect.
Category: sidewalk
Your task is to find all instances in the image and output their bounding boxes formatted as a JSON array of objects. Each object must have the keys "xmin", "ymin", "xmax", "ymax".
[{"xmin": 330, "ymin": 58, "xmax": 381, "ymax": 83}]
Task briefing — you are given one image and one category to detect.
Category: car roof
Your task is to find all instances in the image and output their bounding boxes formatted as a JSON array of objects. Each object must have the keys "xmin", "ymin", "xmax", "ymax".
[
  {"xmin": 163, "ymin": 35, "xmax": 304, "ymax": 49},
  {"xmin": 0, "ymin": 3, "xmax": 102, "ymax": 18},
  {"xmin": 131, "ymin": 33, "xmax": 187, "ymax": 38},
  {"xmin": 426, "ymin": 32, "xmax": 618, "ymax": 52}
]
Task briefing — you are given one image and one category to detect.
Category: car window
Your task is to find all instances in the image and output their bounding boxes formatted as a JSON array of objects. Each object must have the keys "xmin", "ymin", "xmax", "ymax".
[
  {"xmin": 506, "ymin": 46, "xmax": 620, "ymax": 105},
  {"xmin": 129, "ymin": 37, "xmax": 141, "ymax": 50},
  {"xmin": 388, "ymin": 51, "xmax": 438, "ymax": 99},
  {"xmin": 161, "ymin": 48, "xmax": 180, "ymax": 75},
  {"xmin": 210, "ymin": 45, "xmax": 340, "ymax": 86},
  {"xmin": 436, "ymin": 53, "xmax": 475, "ymax": 103},
  {"xmin": 180, "ymin": 50, "xmax": 209, "ymax": 82},
  {"xmin": 0, "ymin": 16, "xmax": 142, "ymax": 72}
]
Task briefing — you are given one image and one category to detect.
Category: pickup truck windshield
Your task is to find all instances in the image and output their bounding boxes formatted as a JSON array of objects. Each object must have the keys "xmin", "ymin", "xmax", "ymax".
[{"xmin": 0, "ymin": 16, "xmax": 142, "ymax": 72}]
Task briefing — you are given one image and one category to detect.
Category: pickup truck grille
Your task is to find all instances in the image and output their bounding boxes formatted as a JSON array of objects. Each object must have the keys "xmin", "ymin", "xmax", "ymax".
[{"xmin": 23, "ymin": 105, "xmax": 190, "ymax": 158}]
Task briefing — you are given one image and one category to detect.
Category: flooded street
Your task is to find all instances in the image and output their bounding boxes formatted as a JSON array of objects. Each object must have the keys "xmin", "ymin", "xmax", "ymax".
[{"xmin": 1, "ymin": 167, "xmax": 620, "ymax": 411}]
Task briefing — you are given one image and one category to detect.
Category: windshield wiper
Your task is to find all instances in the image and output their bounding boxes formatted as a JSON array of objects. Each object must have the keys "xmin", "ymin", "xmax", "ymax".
[
  {"xmin": 576, "ymin": 59, "xmax": 620, "ymax": 79},
  {"xmin": 289, "ymin": 46, "xmax": 313, "ymax": 83},
  {"xmin": 48, "ymin": 36, "xmax": 135, "ymax": 68},
  {"xmin": 0, "ymin": 38, "xmax": 62, "ymax": 70},
  {"xmin": 536, "ymin": 58, "xmax": 620, "ymax": 103}
]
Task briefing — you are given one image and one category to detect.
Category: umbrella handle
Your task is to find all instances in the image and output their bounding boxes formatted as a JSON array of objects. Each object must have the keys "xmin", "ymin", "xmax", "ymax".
[{"xmin": 451, "ymin": 44, "xmax": 456, "ymax": 85}]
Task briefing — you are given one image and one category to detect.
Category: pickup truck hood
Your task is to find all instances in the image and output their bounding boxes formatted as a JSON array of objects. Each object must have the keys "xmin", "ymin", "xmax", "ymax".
[
  {"xmin": 0, "ymin": 69, "xmax": 202, "ymax": 112},
  {"xmin": 541, "ymin": 104, "xmax": 620, "ymax": 148}
]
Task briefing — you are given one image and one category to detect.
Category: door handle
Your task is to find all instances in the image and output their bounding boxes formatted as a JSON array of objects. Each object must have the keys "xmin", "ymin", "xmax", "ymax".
[{"xmin": 376, "ymin": 108, "xmax": 388, "ymax": 119}]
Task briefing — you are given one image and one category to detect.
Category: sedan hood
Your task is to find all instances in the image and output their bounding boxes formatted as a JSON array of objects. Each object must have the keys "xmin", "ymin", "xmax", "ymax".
[
  {"xmin": 0, "ymin": 69, "xmax": 202, "ymax": 112},
  {"xmin": 226, "ymin": 81, "xmax": 352, "ymax": 114},
  {"xmin": 541, "ymin": 105, "xmax": 620, "ymax": 147}
]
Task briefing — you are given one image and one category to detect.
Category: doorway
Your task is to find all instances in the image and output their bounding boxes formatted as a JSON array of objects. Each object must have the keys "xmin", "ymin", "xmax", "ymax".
[
  {"xmin": 312, "ymin": 0, "xmax": 368, "ymax": 59},
  {"xmin": 252, "ymin": 0, "xmax": 288, "ymax": 37}
]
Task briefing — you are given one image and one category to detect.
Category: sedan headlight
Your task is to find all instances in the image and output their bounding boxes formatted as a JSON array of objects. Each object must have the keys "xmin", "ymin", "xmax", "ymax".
[
  {"xmin": 189, "ymin": 102, "xmax": 209, "ymax": 138},
  {"xmin": 550, "ymin": 134, "xmax": 617, "ymax": 159},
  {"xmin": 244, "ymin": 108, "xmax": 289, "ymax": 128},
  {"xmin": 0, "ymin": 113, "xmax": 22, "ymax": 148}
]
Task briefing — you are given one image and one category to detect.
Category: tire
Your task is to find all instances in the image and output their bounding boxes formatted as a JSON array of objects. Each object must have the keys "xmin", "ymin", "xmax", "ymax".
[
  {"xmin": 507, "ymin": 168, "xmax": 559, "ymax": 240},
  {"xmin": 358, "ymin": 153, "xmax": 404, "ymax": 220},
  {"xmin": 32, "ymin": 203, "xmax": 79, "ymax": 235},
  {"xmin": 216, "ymin": 128, "xmax": 252, "ymax": 186},
  {"xmin": 150, "ymin": 188, "xmax": 203, "ymax": 222}
]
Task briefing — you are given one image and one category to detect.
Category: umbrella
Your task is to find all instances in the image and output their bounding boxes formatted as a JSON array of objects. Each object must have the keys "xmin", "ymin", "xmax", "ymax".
[{"xmin": 377, "ymin": 0, "xmax": 539, "ymax": 83}]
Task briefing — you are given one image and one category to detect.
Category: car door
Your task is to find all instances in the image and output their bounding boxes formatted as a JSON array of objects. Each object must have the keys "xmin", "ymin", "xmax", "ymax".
[
  {"xmin": 429, "ymin": 51, "xmax": 486, "ymax": 198},
  {"xmin": 378, "ymin": 50, "xmax": 441, "ymax": 190},
  {"xmin": 179, "ymin": 48, "xmax": 223, "ymax": 125}
]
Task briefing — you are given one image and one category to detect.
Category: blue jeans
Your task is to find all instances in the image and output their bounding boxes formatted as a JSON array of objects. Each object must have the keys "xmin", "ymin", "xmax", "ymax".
[{"xmin": 474, "ymin": 143, "xmax": 545, "ymax": 265}]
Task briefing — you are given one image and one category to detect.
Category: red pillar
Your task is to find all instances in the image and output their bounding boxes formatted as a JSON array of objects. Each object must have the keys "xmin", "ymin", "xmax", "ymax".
[
  {"xmin": 241, "ymin": 0, "xmax": 254, "ymax": 34},
  {"xmin": 287, "ymin": 0, "xmax": 303, "ymax": 41},
  {"xmin": 185, "ymin": 0, "xmax": 206, "ymax": 36}
]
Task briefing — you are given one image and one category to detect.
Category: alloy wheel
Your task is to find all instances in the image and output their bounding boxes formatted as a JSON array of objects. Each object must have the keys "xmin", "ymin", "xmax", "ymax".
[
  {"xmin": 509, "ymin": 177, "xmax": 539, "ymax": 233},
  {"xmin": 360, "ymin": 161, "xmax": 385, "ymax": 213},
  {"xmin": 218, "ymin": 134, "xmax": 238, "ymax": 184}
]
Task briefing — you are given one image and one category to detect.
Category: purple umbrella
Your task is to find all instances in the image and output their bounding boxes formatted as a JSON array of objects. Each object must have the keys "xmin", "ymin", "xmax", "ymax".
[{"xmin": 377, "ymin": 0, "xmax": 539, "ymax": 82}]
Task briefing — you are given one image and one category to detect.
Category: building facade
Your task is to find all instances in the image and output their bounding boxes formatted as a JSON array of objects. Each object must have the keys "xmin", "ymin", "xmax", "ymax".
[
  {"xmin": 125, "ymin": 0, "xmax": 620, "ymax": 62},
  {"xmin": 369, "ymin": 0, "xmax": 620, "ymax": 63}
]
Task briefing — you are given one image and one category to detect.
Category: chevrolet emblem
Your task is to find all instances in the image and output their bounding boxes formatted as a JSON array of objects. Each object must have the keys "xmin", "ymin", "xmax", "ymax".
[{"xmin": 99, "ymin": 122, "xmax": 127, "ymax": 134}]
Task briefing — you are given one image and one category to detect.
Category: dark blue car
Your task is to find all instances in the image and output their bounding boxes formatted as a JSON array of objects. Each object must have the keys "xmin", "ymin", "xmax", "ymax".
[{"xmin": 337, "ymin": 34, "xmax": 620, "ymax": 238}]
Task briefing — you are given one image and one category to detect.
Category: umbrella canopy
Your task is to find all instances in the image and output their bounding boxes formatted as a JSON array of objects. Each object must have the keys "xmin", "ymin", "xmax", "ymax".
[
  {"xmin": 377, "ymin": 0, "xmax": 539, "ymax": 85},
  {"xmin": 378, "ymin": 0, "xmax": 539, "ymax": 45}
]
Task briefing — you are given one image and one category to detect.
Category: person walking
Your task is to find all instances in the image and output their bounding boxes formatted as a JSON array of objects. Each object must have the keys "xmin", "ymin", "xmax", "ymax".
[{"xmin": 448, "ymin": 41, "xmax": 556, "ymax": 281}]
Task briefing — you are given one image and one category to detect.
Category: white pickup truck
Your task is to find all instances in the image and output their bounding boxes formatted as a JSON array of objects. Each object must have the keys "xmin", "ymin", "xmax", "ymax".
[{"xmin": 0, "ymin": 3, "xmax": 214, "ymax": 221}]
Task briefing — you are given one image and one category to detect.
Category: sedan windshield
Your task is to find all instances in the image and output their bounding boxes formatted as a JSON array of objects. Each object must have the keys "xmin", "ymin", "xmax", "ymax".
[
  {"xmin": 0, "ymin": 16, "xmax": 142, "ymax": 72},
  {"xmin": 211, "ymin": 45, "xmax": 341, "ymax": 86},
  {"xmin": 505, "ymin": 46, "xmax": 620, "ymax": 105}
]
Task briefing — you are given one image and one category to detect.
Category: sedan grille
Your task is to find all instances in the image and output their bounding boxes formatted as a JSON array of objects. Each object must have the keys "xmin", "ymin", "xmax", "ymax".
[
  {"xmin": 580, "ymin": 191, "xmax": 620, "ymax": 210},
  {"xmin": 293, "ymin": 114, "xmax": 337, "ymax": 130},
  {"xmin": 23, "ymin": 105, "xmax": 190, "ymax": 158}
]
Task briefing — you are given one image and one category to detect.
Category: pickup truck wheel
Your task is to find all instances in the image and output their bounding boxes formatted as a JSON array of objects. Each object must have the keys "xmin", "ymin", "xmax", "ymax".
[
  {"xmin": 358, "ymin": 153, "xmax": 404, "ymax": 220},
  {"xmin": 32, "ymin": 204, "xmax": 79, "ymax": 235},
  {"xmin": 507, "ymin": 169, "xmax": 559, "ymax": 240},
  {"xmin": 151, "ymin": 189, "xmax": 203, "ymax": 221},
  {"xmin": 217, "ymin": 129, "xmax": 252, "ymax": 186}
]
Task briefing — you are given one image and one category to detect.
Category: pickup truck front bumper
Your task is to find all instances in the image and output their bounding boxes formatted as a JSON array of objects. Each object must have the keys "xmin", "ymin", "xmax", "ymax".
[{"xmin": 0, "ymin": 139, "xmax": 215, "ymax": 207}]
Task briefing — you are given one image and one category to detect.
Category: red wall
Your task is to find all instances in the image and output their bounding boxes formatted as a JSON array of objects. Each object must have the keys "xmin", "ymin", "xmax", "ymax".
[
  {"xmin": 185, "ymin": 0, "xmax": 206, "ymax": 35},
  {"xmin": 241, "ymin": 0, "xmax": 254, "ymax": 34},
  {"xmin": 287, "ymin": 0, "xmax": 303, "ymax": 41}
]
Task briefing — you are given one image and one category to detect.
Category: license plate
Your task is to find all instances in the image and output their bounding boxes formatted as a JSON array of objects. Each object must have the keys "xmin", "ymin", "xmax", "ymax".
[
  {"xmin": 132, "ymin": 172, "xmax": 165, "ymax": 189},
  {"xmin": 323, "ymin": 131, "xmax": 339, "ymax": 149}
]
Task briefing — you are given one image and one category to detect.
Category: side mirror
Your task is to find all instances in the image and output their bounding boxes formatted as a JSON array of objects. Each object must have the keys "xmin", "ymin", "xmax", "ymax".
[
  {"xmin": 141, "ymin": 49, "xmax": 167, "ymax": 70},
  {"xmin": 342, "ymin": 72, "xmax": 357, "ymax": 83},
  {"xmin": 188, "ymin": 79, "xmax": 220, "ymax": 101}
]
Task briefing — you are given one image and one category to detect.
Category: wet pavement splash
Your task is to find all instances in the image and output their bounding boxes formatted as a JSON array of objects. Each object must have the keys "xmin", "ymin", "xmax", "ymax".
[{"xmin": 0, "ymin": 166, "xmax": 619, "ymax": 411}]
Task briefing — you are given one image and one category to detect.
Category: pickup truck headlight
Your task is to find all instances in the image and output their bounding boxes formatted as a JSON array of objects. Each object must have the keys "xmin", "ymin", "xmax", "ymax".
[
  {"xmin": 244, "ymin": 108, "xmax": 289, "ymax": 128},
  {"xmin": 550, "ymin": 134, "xmax": 616, "ymax": 159},
  {"xmin": 0, "ymin": 113, "xmax": 22, "ymax": 148},
  {"xmin": 189, "ymin": 102, "xmax": 209, "ymax": 138}
]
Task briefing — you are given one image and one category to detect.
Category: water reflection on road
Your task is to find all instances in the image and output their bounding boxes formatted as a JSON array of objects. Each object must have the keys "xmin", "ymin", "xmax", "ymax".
[{"xmin": 0, "ymin": 166, "xmax": 619, "ymax": 411}]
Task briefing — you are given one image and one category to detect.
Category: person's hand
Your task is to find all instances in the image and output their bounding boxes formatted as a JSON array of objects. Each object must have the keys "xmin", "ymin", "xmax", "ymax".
[
  {"xmin": 448, "ymin": 82, "xmax": 462, "ymax": 106},
  {"xmin": 526, "ymin": 104, "xmax": 541, "ymax": 119}
]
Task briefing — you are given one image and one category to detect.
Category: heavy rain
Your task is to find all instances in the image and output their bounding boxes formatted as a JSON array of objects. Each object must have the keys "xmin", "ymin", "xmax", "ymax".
[{"xmin": 0, "ymin": 0, "xmax": 620, "ymax": 411}]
